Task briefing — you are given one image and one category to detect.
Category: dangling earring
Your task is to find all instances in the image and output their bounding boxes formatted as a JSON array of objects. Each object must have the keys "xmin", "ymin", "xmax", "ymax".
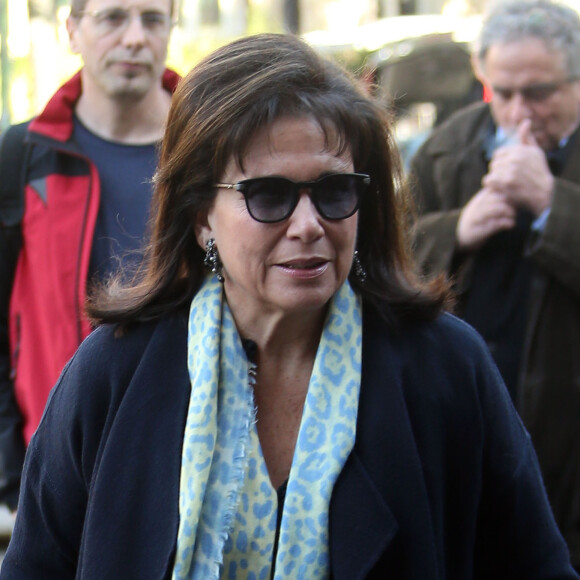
[
  {"xmin": 204, "ymin": 238, "xmax": 224, "ymax": 282},
  {"xmin": 352, "ymin": 250, "xmax": 367, "ymax": 283}
]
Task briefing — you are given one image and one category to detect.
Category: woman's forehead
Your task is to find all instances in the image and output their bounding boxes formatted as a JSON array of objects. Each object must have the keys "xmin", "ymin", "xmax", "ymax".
[{"xmin": 237, "ymin": 115, "xmax": 346, "ymax": 160}]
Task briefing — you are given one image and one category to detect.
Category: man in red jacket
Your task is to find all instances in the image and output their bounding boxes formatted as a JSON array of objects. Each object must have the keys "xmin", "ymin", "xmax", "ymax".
[{"xmin": 0, "ymin": 0, "xmax": 180, "ymax": 510}]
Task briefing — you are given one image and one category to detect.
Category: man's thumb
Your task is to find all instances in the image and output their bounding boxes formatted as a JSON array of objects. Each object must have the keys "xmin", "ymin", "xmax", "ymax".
[{"xmin": 518, "ymin": 119, "xmax": 537, "ymax": 146}]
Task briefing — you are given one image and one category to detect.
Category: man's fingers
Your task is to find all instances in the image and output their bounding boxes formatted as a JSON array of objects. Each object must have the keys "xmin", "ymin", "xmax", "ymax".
[
  {"xmin": 517, "ymin": 118, "xmax": 538, "ymax": 146},
  {"xmin": 456, "ymin": 188, "xmax": 517, "ymax": 251}
]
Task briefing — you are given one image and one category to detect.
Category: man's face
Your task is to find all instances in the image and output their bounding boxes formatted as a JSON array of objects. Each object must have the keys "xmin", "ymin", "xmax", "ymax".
[
  {"xmin": 67, "ymin": 0, "xmax": 172, "ymax": 102},
  {"xmin": 483, "ymin": 37, "xmax": 580, "ymax": 151}
]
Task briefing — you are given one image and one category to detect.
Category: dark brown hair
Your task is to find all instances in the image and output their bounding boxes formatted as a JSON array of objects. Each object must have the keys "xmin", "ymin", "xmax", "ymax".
[{"xmin": 88, "ymin": 33, "xmax": 450, "ymax": 327}]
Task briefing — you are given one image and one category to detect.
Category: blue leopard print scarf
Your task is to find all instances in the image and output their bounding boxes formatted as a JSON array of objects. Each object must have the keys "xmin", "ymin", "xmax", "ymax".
[{"xmin": 172, "ymin": 275, "xmax": 362, "ymax": 579}]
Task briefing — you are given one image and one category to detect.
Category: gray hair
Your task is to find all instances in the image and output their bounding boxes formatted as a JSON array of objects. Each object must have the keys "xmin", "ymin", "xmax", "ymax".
[{"xmin": 477, "ymin": 0, "xmax": 580, "ymax": 78}]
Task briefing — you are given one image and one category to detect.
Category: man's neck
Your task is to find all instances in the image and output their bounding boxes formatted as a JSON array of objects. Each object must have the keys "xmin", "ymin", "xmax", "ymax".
[{"xmin": 75, "ymin": 85, "xmax": 172, "ymax": 145}]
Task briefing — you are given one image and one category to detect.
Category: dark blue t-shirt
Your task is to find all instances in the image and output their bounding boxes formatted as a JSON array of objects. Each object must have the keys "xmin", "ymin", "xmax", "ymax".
[{"xmin": 73, "ymin": 117, "xmax": 158, "ymax": 284}]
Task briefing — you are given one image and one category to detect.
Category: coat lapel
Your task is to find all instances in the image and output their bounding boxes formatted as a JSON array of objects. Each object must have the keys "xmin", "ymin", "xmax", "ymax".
[
  {"xmin": 329, "ymin": 317, "xmax": 440, "ymax": 579},
  {"xmin": 329, "ymin": 453, "xmax": 398, "ymax": 580}
]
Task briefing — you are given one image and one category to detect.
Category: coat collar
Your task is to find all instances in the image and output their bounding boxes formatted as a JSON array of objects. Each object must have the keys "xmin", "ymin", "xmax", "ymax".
[{"xmin": 560, "ymin": 124, "xmax": 580, "ymax": 183}]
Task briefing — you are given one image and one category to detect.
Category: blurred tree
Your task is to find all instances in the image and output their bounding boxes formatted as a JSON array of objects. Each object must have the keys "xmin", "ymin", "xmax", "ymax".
[
  {"xmin": 1, "ymin": 0, "xmax": 9, "ymax": 128},
  {"xmin": 283, "ymin": 0, "xmax": 299, "ymax": 33},
  {"xmin": 200, "ymin": 0, "xmax": 220, "ymax": 25},
  {"xmin": 28, "ymin": 0, "xmax": 50, "ymax": 19},
  {"xmin": 28, "ymin": 0, "xmax": 69, "ymax": 23}
]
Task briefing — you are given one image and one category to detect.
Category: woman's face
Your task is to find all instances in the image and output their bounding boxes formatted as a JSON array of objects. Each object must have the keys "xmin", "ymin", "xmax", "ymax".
[{"xmin": 195, "ymin": 115, "xmax": 359, "ymax": 324}]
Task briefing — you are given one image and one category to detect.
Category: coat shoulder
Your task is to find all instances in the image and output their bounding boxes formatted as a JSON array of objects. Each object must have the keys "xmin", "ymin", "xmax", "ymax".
[
  {"xmin": 73, "ymin": 313, "xmax": 188, "ymax": 373},
  {"xmin": 43, "ymin": 313, "xmax": 189, "ymax": 427},
  {"xmin": 361, "ymin": 310, "xmax": 508, "ymax": 421},
  {"xmin": 421, "ymin": 101, "xmax": 491, "ymax": 156},
  {"xmin": 364, "ymin": 310, "xmax": 492, "ymax": 370}
]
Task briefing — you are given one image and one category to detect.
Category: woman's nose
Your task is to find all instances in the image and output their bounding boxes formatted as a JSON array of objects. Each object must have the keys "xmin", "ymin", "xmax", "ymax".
[{"xmin": 286, "ymin": 191, "xmax": 325, "ymax": 241}]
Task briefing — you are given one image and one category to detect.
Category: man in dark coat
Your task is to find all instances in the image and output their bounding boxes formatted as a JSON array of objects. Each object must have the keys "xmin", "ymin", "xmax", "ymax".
[{"xmin": 409, "ymin": 0, "xmax": 580, "ymax": 567}]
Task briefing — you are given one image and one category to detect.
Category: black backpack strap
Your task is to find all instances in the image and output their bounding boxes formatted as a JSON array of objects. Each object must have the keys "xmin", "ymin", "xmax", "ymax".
[
  {"xmin": 0, "ymin": 121, "xmax": 30, "ymax": 228},
  {"xmin": 0, "ymin": 122, "xmax": 30, "ymax": 510}
]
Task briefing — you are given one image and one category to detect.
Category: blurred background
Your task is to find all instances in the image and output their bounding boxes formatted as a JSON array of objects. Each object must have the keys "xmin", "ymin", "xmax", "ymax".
[{"xmin": 1, "ymin": 0, "xmax": 580, "ymax": 164}]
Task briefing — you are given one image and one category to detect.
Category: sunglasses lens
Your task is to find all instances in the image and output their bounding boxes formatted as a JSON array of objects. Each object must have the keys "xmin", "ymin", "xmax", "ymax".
[
  {"xmin": 244, "ymin": 178, "xmax": 297, "ymax": 223},
  {"xmin": 238, "ymin": 174, "xmax": 369, "ymax": 223},
  {"xmin": 315, "ymin": 174, "xmax": 365, "ymax": 219}
]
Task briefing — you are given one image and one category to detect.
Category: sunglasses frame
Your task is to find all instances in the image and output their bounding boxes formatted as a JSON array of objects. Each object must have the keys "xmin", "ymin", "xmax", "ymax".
[{"xmin": 214, "ymin": 173, "xmax": 370, "ymax": 223}]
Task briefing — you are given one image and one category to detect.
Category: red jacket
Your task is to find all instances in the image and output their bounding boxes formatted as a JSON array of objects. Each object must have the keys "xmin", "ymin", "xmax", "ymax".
[{"xmin": 4, "ymin": 68, "xmax": 180, "ymax": 458}]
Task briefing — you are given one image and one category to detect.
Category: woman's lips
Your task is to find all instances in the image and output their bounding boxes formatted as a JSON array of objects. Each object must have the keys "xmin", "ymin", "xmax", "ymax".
[{"xmin": 275, "ymin": 259, "xmax": 329, "ymax": 278}]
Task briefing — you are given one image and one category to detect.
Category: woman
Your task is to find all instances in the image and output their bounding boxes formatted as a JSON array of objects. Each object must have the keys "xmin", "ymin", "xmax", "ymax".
[{"xmin": 1, "ymin": 34, "xmax": 576, "ymax": 579}]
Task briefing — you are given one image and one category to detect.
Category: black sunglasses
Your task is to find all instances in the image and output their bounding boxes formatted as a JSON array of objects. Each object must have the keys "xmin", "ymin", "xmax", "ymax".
[{"xmin": 214, "ymin": 173, "xmax": 370, "ymax": 223}]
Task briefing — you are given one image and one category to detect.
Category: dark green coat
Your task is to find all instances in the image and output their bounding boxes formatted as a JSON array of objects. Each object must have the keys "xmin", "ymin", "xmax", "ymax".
[{"xmin": 410, "ymin": 101, "xmax": 580, "ymax": 565}]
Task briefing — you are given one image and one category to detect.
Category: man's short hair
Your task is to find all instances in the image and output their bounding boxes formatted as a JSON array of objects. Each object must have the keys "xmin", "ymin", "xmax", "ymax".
[
  {"xmin": 70, "ymin": 0, "xmax": 175, "ymax": 18},
  {"xmin": 477, "ymin": 0, "xmax": 580, "ymax": 78}
]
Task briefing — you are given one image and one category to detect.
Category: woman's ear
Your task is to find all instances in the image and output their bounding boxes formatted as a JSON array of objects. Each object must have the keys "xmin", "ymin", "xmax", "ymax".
[{"xmin": 194, "ymin": 210, "xmax": 212, "ymax": 250}]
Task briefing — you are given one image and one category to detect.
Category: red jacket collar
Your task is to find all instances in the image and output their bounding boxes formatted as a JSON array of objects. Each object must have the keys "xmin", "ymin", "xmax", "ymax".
[{"xmin": 29, "ymin": 68, "xmax": 181, "ymax": 142}]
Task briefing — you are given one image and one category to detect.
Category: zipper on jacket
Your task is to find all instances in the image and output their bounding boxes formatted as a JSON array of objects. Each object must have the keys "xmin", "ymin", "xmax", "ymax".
[{"xmin": 74, "ymin": 156, "xmax": 95, "ymax": 344}]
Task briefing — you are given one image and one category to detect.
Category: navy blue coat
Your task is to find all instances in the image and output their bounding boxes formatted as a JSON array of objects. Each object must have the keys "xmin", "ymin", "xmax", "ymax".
[{"xmin": 1, "ymin": 309, "xmax": 577, "ymax": 579}]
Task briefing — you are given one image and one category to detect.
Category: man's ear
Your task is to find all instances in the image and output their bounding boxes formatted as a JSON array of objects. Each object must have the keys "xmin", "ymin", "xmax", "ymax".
[
  {"xmin": 67, "ymin": 16, "xmax": 81, "ymax": 54},
  {"xmin": 471, "ymin": 52, "xmax": 487, "ymax": 87}
]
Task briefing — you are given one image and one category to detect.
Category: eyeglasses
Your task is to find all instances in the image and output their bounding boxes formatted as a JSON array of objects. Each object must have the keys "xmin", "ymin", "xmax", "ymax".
[
  {"xmin": 492, "ymin": 78, "xmax": 577, "ymax": 103},
  {"xmin": 214, "ymin": 173, "xmax": 370, "ymax": 223},
  {"xmin": 74, "ymin": 7, "xmax": 173, "ymax": 37}
]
